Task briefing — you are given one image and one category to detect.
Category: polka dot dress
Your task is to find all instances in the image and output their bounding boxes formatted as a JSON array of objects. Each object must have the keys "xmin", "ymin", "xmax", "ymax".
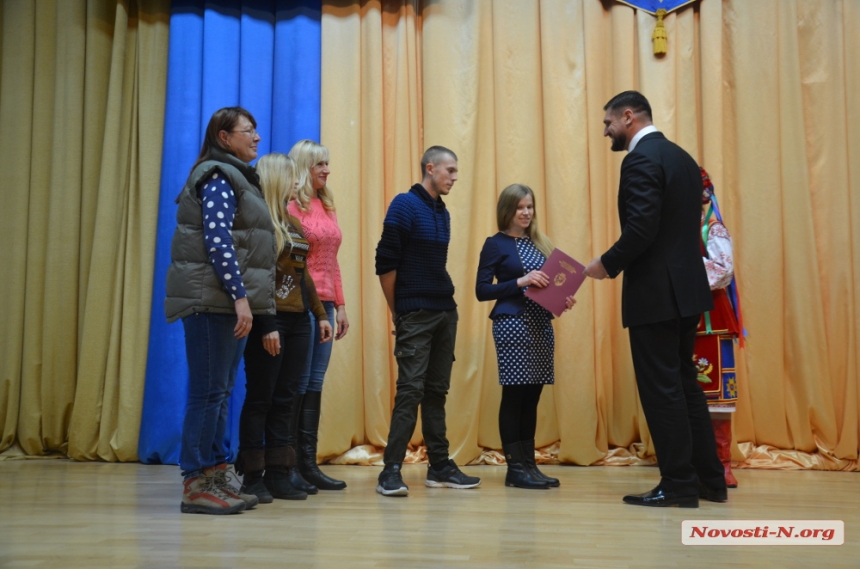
[{"xmin": 492, "ymin": 237, "xmax": 555, "ymax": 385}]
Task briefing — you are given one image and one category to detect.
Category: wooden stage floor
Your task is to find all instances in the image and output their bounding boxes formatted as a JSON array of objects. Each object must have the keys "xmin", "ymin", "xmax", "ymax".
[{"xmin": 0, "ymin": 460, "xmax": 856, "ymax": 568}]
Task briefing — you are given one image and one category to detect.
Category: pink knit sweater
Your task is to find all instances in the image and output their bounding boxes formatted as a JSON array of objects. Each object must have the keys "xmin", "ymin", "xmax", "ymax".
[{"xmin": 287, "ymin": 197, "xmax": 345, "ymax": 306}]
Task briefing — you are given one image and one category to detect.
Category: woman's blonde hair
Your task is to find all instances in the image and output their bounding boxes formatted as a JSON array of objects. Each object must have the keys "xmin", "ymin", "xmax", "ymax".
[
  {"xmin": 497, "ymin": 184, "xmax": 553, "ymax": 258},
  {"xmin": 289, "ymin": 139, "xmax": 335, "ymax": 212},
  {"xmin": 256, "ymin": 152, "xmax": 297, "ymax": 254}
]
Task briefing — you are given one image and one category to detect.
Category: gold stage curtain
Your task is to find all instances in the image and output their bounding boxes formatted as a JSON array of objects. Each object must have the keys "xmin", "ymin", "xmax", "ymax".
[
  {"xmin": 0, "ymin": 0, "xmax": 169, "ymax": 461},
  {"xmin": 320, "ymin": 0, "xmax": 860, "ymax": 470}
]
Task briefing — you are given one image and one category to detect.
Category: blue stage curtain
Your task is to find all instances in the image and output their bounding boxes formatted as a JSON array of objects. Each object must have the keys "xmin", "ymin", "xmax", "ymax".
[{"xmin": 139, "ymin": 0, "xmax": 322, "ymax": 465}]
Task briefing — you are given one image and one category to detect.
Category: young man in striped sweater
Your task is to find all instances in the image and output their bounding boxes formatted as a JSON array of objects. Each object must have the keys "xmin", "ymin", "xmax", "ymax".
[{"xmin": 374, "ymin": 146, "xmax": 481, "ymax": 497}]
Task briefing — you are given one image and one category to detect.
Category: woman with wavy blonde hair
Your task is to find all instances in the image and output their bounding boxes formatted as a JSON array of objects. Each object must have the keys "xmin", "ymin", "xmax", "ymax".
[
  {"xmin": 476, "ymin": 183, "xmax": 575, "ymax": 490},
  {"xmin": 237, "ymin": 152, "xmax": 333, "ymax": 503},
  {"xmin": 286, "ymin": 140, "xmax": 349, "ymax": 491}
]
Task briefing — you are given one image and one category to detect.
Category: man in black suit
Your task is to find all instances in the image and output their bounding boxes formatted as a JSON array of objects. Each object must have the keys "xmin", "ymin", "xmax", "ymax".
[{"xmin": 584, "ymin": 91, "xmax": 727, "ymax": 508}]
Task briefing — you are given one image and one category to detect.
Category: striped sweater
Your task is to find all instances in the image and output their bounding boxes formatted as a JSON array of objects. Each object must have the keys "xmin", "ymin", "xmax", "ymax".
[{"xmin": 375, "ymin": 184, "xmax": 457, "ymax": 314}]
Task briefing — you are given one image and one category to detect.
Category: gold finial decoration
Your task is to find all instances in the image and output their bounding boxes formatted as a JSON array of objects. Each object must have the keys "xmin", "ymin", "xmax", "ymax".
[{"xmin": 652, "ymin": 8, "xmax": 667, "ymax": 55}]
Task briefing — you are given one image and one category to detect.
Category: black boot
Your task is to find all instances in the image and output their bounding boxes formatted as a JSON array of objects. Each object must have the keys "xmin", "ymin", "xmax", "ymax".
[
  {"xmin": 237, "ymin": 449, "xmax": 273, "ymax": 503},
  {"xmin": 287, "ymin": 466, "xmax": 317, "ymax": 495},
  {"xmin": 263, "ymin": 447, "xmax": 307, "ymax": 500},
  {"xmin": 287, "ymin": 392, "xmax": 318, "ymax": 495},
  {"xmin": 521, "ymin": 440, "xmax": 560, "ymax": 487},
  {"xmin": 298, "ymin": 391, "xmax": 346, "ymax": 490},
  {"xmin": 503, "ymin": 442, "xmax": 550, "ymax": 489},
  {"xmin": 242, "ymin": 471, "xmax": 274, "ymax": 504}
]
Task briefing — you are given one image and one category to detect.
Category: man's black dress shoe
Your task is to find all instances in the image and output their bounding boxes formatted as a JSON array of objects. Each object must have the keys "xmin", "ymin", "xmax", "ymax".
[
  {"xmin": 622, "ymin": 486, "xmax": 699, "ymax": 508},
  {"xmin": 698, "ymin": 482, "xmax": 728, "ymax": 503}
]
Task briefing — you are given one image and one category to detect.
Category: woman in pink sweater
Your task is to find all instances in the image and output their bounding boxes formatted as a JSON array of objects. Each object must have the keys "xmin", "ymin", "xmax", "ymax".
[{"xmin": 286, "ymin": 140, "xmax": 349, "ymax": 491}]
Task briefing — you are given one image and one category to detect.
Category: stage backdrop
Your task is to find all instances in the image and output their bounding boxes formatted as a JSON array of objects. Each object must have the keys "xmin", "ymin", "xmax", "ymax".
[
  {"xmin": 0, "ymin": 0, "xmax": 170, "ymax": 461},
  {"xmin": 1, "ymin": 0, "xmax": 857, "ymax": 471}
]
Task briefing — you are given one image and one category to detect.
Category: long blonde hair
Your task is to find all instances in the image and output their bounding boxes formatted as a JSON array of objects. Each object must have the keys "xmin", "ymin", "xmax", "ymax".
[
  {"xmin": 497, "ymin": 184, "xmax": 553, "ymax": 258},
  {"xmin": 289, "ymin": 139, "xmax": 335, "ymax": 212},
  {"xmin": 256, "ymin": 153, "xmax": 296, "ymax": 254}
]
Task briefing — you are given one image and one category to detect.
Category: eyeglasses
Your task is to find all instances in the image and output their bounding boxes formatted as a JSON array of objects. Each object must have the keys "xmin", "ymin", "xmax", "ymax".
[{"xmin": 231, "ymin": 128, "xmax": 258, "ymax": 138}]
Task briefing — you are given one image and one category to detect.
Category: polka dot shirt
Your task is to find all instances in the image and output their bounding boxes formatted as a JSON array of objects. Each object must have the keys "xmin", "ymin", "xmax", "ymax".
[{"xmin": 201, "ymin": 171, "xmax": 246, "ymax": 301}]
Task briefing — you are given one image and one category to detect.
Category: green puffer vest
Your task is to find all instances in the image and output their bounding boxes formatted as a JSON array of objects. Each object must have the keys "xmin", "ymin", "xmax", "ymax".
[{"xmin": 165, "ymin": 149, "xmax": 277, "ymax": 323}]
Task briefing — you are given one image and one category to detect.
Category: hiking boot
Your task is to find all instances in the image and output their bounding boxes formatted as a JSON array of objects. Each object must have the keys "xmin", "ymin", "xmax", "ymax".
[
  {"xmin": 180, "ymin": 474, "xmax": 246, "ymax": 515},
  {"xmin": 376, "ymin": 463, "xmax": 409, "ymax": 497},
  {"xmin": 204, "ymin": 463, "xmax": 259, "ymax": 510},
  {"xmin": 425, "ymin": 459, "xmax": 481, "ymax": 489}
]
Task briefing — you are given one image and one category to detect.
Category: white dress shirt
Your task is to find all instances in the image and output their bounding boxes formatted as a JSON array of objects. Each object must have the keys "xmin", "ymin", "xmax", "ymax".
[{"xmin": 627, "ymin": 125, "xmax": 659, "ymax": 153}]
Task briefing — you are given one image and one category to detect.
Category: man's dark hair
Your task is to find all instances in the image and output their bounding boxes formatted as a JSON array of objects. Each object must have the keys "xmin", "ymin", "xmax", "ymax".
[
  {"xmin": 421, "ymin": 146, "xmax": 457, "ymax": 177},
  {"xmin": 603, "ymin": 91, "xmax": 652, "ymax": 121}
]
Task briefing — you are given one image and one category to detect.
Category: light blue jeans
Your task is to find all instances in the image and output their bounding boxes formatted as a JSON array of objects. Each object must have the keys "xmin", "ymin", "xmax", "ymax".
[
  {"xmin": 180, "ymin": 312, "xmax": 246, "ymax": 479},
  {"xmin": 298, "ymin": 301, "xmax": 336, "ymax": 394}
]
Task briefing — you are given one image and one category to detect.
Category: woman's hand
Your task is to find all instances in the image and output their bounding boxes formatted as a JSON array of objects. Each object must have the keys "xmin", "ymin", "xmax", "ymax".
[
  {"xmin": 335, "ymin": 305, "xmax": 349, "ymax": 340},
  {"xmin": 234, "ymin": 297, "xmax": 253, "ymax": 338},
  {"xmin": 262, "ymin": 331, "xmax": 281, "ymax": 356},
  {"xmin": 563, "ymin": 295, "xmax": 577, "ymax": 313},
  {"xmin": 517, "ymin": 270, "xmax": 550, "ymax": 288},
  {"xmin": 319, "ymin": 319, "xmax": 334, "ymax": 344}
]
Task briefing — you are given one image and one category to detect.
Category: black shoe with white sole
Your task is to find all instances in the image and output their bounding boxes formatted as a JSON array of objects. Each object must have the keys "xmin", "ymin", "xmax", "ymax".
[
  {"xmin": 377, "ymin": 463, "xmax": 409, "ymax": 497},
  {"xmin": 426, "ymin": 459, "xmax": 481, "ymax": 489}
]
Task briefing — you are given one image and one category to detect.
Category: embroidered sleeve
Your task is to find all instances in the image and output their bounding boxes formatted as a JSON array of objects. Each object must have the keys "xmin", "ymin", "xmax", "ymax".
[
  {"xmin": 704, "ymin": 221, "xmax": 733, "ymax": 290},
  {"xmin": 202, "ymin": 171, "xmax": 247, "ymax": 300}
]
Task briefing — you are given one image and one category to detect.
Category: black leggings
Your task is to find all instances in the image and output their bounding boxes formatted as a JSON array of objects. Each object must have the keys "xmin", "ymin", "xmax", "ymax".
[
  {"xmin": 498, "ymin": 384, "xmax": 544, "ymax": 446},
  {"xmin": 240, "ymin": 311, "xmax": 311, "ymax": 450}
]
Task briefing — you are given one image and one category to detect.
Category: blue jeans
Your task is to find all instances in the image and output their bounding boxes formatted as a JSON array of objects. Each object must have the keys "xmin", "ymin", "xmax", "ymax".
[
  {"xmin": 298, "ymin": 301, "xmax": 336, "ymax": 394},
  {"xmin": 180, "ymin": 313, "xmax": 246, "ymax": 479}
]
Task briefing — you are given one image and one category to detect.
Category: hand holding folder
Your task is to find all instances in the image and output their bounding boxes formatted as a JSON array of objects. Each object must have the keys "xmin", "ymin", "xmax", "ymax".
[{"xmin": 524, "ymin": 248, "xmax": 586, "ymax": 317}]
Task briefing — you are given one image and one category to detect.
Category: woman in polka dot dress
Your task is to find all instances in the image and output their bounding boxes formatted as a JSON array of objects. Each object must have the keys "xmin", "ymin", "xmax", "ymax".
[{"xmin": 476, "ymin": 184, "xmax": 575, "ymax": 490}]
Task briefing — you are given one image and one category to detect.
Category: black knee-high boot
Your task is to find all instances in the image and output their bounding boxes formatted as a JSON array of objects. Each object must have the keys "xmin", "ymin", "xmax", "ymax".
[
  {"xmin": 298, "ymin": 391, "xmax": 346, "ymax": 490},
  {"xmin": 286, "ymin": 392, "xmax": 318, "ymax": 495}
]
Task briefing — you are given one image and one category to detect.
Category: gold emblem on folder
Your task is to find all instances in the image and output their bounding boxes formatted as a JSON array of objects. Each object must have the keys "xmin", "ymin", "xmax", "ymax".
[{"xmin": 554, "ymin": 273, "xmax": 567, "ymax": 286}]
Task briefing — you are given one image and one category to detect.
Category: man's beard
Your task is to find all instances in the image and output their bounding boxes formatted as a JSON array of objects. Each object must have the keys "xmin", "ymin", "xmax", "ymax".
[{"xmin": 610, "ymin": 133, "xmax": 626, "ymax": 152}]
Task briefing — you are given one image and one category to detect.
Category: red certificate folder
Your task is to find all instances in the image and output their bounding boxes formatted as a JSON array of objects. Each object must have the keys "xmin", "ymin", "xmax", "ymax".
[{"xmin": 524, "ymin": 248, "xmax": 586, "ymax": 317}]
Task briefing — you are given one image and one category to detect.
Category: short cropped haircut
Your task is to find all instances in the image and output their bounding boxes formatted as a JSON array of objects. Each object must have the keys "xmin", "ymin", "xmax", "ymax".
[
  {"xmin": 603, "ymin": 91, "xmax": 652, "ymax": 121},
  {"xmin": 421, "ymin": 146, "xmax": 457, "ymax": 177}
]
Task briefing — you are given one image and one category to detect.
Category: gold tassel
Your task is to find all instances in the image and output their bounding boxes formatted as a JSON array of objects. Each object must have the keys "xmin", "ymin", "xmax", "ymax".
[{"xmin": 652, "ymin": 8, "xmax": 667, "ymax": 56}]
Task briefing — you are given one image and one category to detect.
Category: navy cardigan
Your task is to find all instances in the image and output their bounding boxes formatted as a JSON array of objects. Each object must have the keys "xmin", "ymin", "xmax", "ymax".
[{"xmin": 475, "ymin": 232, "xmax": 534, "ymax": 319}]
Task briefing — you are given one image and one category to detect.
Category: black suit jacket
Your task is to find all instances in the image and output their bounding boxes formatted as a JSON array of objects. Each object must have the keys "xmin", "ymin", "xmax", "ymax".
[{"xmin": 600, "ymin": 132, "xmax": 713, "ymax": 328}]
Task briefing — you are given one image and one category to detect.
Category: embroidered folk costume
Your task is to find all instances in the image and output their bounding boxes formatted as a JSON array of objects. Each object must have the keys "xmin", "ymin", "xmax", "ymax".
[{"xmin": 694, "ymin": 167, "xmax": 745, "ymax": 488}]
